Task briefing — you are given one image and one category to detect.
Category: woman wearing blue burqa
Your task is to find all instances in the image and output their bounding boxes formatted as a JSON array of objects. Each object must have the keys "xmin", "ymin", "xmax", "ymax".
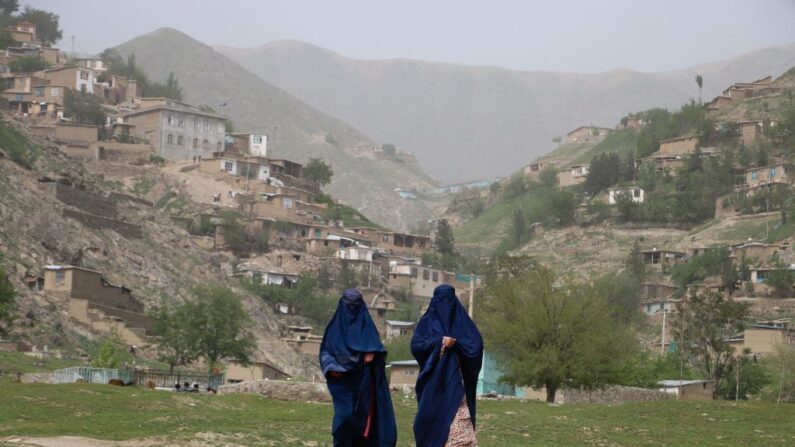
[
  {"xmin": 320, "ymin": 289, "xmax": 397, "ymax": 447},
  {"xmin": 412, "ymin": 284, "xmax": 484, "ymax": 447}
]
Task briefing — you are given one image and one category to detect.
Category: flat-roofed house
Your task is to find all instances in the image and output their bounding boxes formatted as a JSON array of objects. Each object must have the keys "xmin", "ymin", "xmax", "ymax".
[
  {"xmin": 658, "ymin": 380, "xmax": 714, "ymax": 401},
  {"xmin": 745, "ymin": 162, "xmax": 791, "ymax": 189},
  {"xmin": 658, "ymin": 136, "xmax": 699, "ymax": 156},
  {"xmin": 43, "ymin": 66, "xmax": 95, "ymax": 94},
  {"xmin": 564, "ymin": 126, "xmax": 610, "ymax": 144},
  {"xmin": 122, "ymin": 99, "xmax": 226, "ymax": 160},
  {"xmin": 385, "ymin": 320, "xmax": 415, "ymax": 340},
  {"xmin": 388, "ymin": 360, "xmax": 419, "ymax": 389}
]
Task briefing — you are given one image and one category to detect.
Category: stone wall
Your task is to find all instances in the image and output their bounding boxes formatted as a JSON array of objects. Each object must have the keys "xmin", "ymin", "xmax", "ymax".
[
  {"xmin": 556, "ymin": 386, "xmax": 673, "ymax": 405},
  {"xmin": 218, "ymin": 379, "xmax": 331, "ymax": 403},
  {"xmin": 96, "ymin": 142, "xmax": 152, "ymax": 163},
  {"xmin": 110, "ymin": 192, "xmax": 153, "ymax": 208},
  {"xmin": 62, "ymin": 209, "xmax": 142, "ymax": 239},
  {"xmin": 56, "ymin": 183, "xmax": 118, "ymax": 218}
]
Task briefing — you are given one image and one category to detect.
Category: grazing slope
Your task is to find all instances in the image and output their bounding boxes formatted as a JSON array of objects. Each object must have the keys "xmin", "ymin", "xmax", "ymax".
[
  {"xmin": 115, "ymin": 28, "xmax": 435, "ymax": 231},
  {"xmin": 217, "ymin": 41, "xmax": 795, "ymax": 182}
]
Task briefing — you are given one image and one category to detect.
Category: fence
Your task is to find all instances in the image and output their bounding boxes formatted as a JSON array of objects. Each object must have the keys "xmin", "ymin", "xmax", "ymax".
[
  {"xmin": 53, "ymin": 367, "xmax": 132, "ymax": 384},
  {"xmin": 133, "ymin": 369, "xmax": 225, "ymax": 390}
]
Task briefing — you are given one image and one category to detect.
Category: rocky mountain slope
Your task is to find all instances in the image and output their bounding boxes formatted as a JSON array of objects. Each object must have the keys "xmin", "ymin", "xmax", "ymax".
[
  {"xmin": 217, "ymin": 41, "xmax": 795, "ymax": 182},
  {"xmin": 0, "ymin": 115, "xmax": 313, "ymax": 376},
  {"xmin": 114, "ymin": 28, "xmax": 435, "ymax": 231}
]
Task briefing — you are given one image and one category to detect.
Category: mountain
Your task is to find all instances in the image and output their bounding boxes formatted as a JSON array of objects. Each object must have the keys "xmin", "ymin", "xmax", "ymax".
[
  {"xmin": 114, "ymin": 28, "xmax": 435, "ymax": 231},
  {"xmin": 216, "ymin": 41, "xmax": 795, "ymax": 182}
]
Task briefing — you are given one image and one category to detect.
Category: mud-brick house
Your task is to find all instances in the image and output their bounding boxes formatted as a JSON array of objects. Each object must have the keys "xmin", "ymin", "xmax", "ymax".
[
  {"xmin": 43, "ymin": 265, "xmax": 150, "ymax": 345},
  {"xmin": 122, "ymin": 99, "xmax": 226, "ymax": 160},
  {"xmin": 738, "ymin": 120, "xmax": 764, "ymax": 147},
  {"xmin": 375, "ymin": 231, "xmax": 432, "ymax": 256},
  {"xmin": 730, "ymin": 241, "xmax": 790, "ymax": 264},
  {"xmin": 385, "ymin": 320, "xmax": 415, "ymax": 341},
  {"xmin": 641, "ymin": 248, "xmax": 687, "ymax": 268},
  {"xmin": 729, "ymin": 320, "xmax": 795, "ymax": 356},
  {"xmin": 42, "ymin": 66, "xmax": 95, "ymax": 94},
  {"xmin": 225, "ymin": 361, "xmax": 289, "ymax": 383},
  {"xmin": 744, "ymin": 162, "xmax": 791, "ymax": 189},
  {"xmin": 658, "ymin": 136, "xmax": 699, "ymax": 156},
  {"xmin": 283, "ymin": 326, "xmax": 322, "ymax": 356},
  {"xmin": 388, "ymin": 360, "xmax": 419, "ymax": 389},
  {"xmin": 564, "ymin": 126, "xmax": 610, "ymax": 144},
  {"xmin": 227, "ymin": 132, "xmax": 267, "ymax": 156},
  {"xmin": 658, "ymin": 380, "xmax": 714, "ymax": 401},
  {"xmin": 53, "ymin": 123, "xmax": 99, "ymax": 157}
]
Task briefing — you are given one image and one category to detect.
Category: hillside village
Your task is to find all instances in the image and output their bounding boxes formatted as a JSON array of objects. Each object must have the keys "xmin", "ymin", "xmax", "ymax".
[
  {"xmin": 0, "ymin": 17, "xmax": 481, "ymax": 387},
  {"xmin": 0, "ymin": 4, "xmax": 794, "ymax": 419}
]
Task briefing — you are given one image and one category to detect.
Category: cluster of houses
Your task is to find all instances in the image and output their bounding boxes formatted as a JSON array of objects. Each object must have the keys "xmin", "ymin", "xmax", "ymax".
[{"xmin": 521, "ymin": 74, "xmax": 792, "ymax": 215}]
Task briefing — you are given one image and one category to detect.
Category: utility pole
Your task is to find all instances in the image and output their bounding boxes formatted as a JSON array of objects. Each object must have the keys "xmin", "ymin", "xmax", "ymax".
[
  {"xmin": 735, "ymin": 355, "xmax": 741, "ymax": 401},
  {"xmin": 468, "ymin": 272, "xmax": 475, "ymax": 318},
  {"xmin": 660, "ymin": 308, "xmax": 667, "ymax": 356},
  {"xmin": 367, "ymin": 251, "xmax": 372, "ymax": 288}
]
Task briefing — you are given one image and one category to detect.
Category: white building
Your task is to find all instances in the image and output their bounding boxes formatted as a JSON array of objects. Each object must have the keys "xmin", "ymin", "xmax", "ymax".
[
  {"xmin": 385, "ymin": 320, "xmax": 415, "ymax": 340},
  {"xmin": 337, "ymin": 246, "xmax": 374, "ymax": 262},
  {"xmin": 608, "ymin": 186, "xmax": 645, "ymax": 204}
]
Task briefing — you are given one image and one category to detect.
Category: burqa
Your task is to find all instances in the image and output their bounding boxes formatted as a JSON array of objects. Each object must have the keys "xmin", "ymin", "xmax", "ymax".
[
  {"xmin": 411, "ymin": 284, "xmax": 484, "ymax": 447},
  {"xmin": 320, "ymin": 289, "xmax": 397, "ymax": 447}
]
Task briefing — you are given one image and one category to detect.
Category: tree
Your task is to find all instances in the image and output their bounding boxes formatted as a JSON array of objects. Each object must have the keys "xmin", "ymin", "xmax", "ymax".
[
  {"xmin": 0, "ymin": 267, "xmax": 16, "ymax": 337},
  {"xmin": 673, "ymin": 291, "xmax": 750, "ymax": 396},
  {"xmin": 718, "ymin": 349, "xmax": 768, "ymax": 400},
  {"xmin": 64, "ymin": 89, "xmax": 107, "ymax": 127},
  {"xmin": 766, "ymin": 252, "xmax": 795, "ymax": 297},
  {"xmin": 625, "ymin": 239, "xmax": 646, "ymax": 282},
  {"xmin": 772, "ymin": 341, "xmax": 795, "ymax": 403},
  {"xmin": 584, "ymin": 153, "xmax": 622, "ymax": 195},
  {"xmin": 190, "ymin": 285, "xmax": 256, "ymax": 370},
  {"xmin": 0, "ymin": 0, "xmax": 19, "ymax": 15},
  {"xmin": 0, "ymin": 30, "xmax": 15, "ymax": 50},
  {"xmin": 545, "ymin": 188, "xmax": 576, "ymax": 227},
  {"xmin": 539, "ymin": 166, "xmax": 559, "ymax": 188},
  {"xmin": 381, "ymin": 143, "xmax": 396, "ymax": 157},
  {"xmin": 145, "ymin": 72, "xmax": 183, "ymax": 100},
  {"xmin": 509, "ymin": 209, "xmax": 528, "ymax": 249},
  {"xmin": 695, "ymin": 74, "xmax": 704, "ymax": 103},
  {"xmin": 336, "ymin": 260, "xmax": 358, "ymax": 290},
  {"xmin": 304, "ymin": 158, "xmax": 334, "ymax": 189},
  {"xmin": 9, "ymin": 56, "xmax": 48, "ymax": 72},
  {"xmin": 316, "ymin": 262, "xmax": 332, "ymax": 291},
  {"xmin": 434, "ymin": 218, "xmax": 455, "ymax": 257},
  {"xmin": 480, "ymin": 260, "xmax": 635, "ymax": 402},
  {"xmin": 92, "ymin": 332, "xmax": 124, "ymax": 369},
  {"xmin": 150, "ymin": 302, "xmax": 199, "ymax": 374},
  {"xmin": 18, "ymin": 7, "xmax": 62, "ymax": 46}
]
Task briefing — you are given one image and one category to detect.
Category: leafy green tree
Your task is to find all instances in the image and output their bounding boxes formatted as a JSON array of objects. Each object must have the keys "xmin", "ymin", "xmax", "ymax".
[
  {"xmin": 92, "ymin": 333, "xmax": 123, "ymax": 369},
  {"xmin": 8, "ymin": 56, "xmax": 48, "ymax": 72},
  {"xmin": 480, "ymin": 260, "xmax": 636, "ymax": 402},
  {"xmin": 695, "ymin": 74, "xmax": 704, "ymax": 103},
  {"xmin": 772, "ymin": 341, "xmax": 795, "ymax": 403},
  {"xmin": 504, "ymin": 174, "xmax": 527, "ymax": 198},
  {"xmin": 539, "ymin": 166, "xmax": 558, "ymax": 188},
  {"xmin": 381, "ymin": 143, "xmax": 396, "ymax": 157},
  {"xmin": 0, "ymin": 0, "xmax": 18, "ymax": 15},
  {"xmin": 434, "ymin": 218, "xmax": 455, "ymax": 258},
  {"xmin": 509, "ymin": 209, "xmax": 528, "ymax": 249},
  {"xmin": 336, "ymin": 260, "xmax": 358, "ymax": 290},
  {"xmin": 64, "ymin": 89, "xmax": 106, "ymax": 127},
  {"xmin": 316, "ymin": 263, "xmax": 332, "ymax": 291},
  {"xmin": 670, "ymin": 248, "xmax": 733, "ymax": 288},
  {"xmin": 545, "ymin": 188, "xmax": 576, "ymax": 226},
  {"xmin": 625, "ymin": 239, "xmax": 646, "ymax": 282},
  {"xmin": 146, "ymin": 72, "xmax": 183, "ymax": 100},
  {"xmin": 304, "ymin": 158, "xmax": 334, "ymax": 189},
  {"xmin": 190, "ymin": 285, "xmax": 256, "ymax": 370},
  {"xmin": 766, "ymin": 252, "xmax": 795, "ymax": 297},
  {"xmin": 719, "ymin": 350, "xmax": 769, "ymax": 400},
  {"xmin": 673, "ymin": 291, "xmax": 750, "ymax": 396},
  {"xmin": 18, "ymin": 6, "xmax": 62, "ymax": 46},
  {"xmin": 620, "ymin": 350, "xmax": 695, "ymax": 388},
  {"xmin": 584, "ymin": 152, "xmax": 622, "ymax": 195},
  {"xmin": 0, "ymin": 29, "xmax": 14, "ymax": 49},
  {"xmin": 0, "ymin": 267, "xmax": 16, "ymax": 337},
  {"xmin": 149, "ymin": 302, "xmax": 198, "ymax": 374}
]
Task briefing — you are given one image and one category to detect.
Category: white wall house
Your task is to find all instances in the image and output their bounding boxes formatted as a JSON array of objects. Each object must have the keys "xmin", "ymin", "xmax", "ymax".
[
  {"xmin": 608, "ymin": 187, "xmax": 645, "ymax": 204},
  {"xmin": 337, "ymin": 246, "xmax": 374, "ymax": 262},
  {"xmin": 249, "ymin": 134, "xmax": 267, "ymax": 157}
]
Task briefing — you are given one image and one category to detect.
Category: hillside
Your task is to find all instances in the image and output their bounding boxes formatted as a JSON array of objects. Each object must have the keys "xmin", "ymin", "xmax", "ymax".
[
  {"xmin": 0, "ymin": 115, "xmax": 313, "ymax": 377},
  {"xmin": 217, "ymin": 41, "xmax": 795, "ymax": 182},
  {"xmin": 114, "ymin": 28, "xmax": 435, "ymax": 231}
]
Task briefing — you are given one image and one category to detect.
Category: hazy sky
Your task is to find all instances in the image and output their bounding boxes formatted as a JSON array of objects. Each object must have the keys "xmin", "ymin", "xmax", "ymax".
[{"xmin": 26, "ymin": 0, "xmax": 795, "ymax": 73}]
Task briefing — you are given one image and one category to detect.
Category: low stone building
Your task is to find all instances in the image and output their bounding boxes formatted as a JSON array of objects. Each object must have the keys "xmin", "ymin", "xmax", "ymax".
[
  {"xmin": 385, "ymin": 320, "xmax": 415, "ymax": 341},
  {"xmin": 744, "ymin": 162, "xmax": 791, "ymax": 189},
  {"xmin": 564, "ymin": 126, "xmax": 610, "ymax": 144},
  {"xmin": 225, "ymin": 361, "xmax": 289, "ymax": 383},
  {"xmin": 388, "ymin": 360, "xmax": 419, "ymax": 389},
  {"xmin": 658, "ymin": 136, "xmax": 699, "ymax": 156},
  {"xmin": 658, "ymin": 380, "xmax": 714, "ymax": 401}
]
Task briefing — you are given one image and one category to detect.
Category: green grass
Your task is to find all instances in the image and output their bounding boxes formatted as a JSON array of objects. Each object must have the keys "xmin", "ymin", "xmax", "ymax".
[
  {"xmin": 572, "ymin": 129, "xmax": 638, "ymax": 165},
  {"xmin": 0, "ymin": 352, "xmax": 78, "ymax": 374},
  {"xmin": 712, "ymin": 216, "xmax": 781, "ymax": 242},
  {"xmin": 1, "ymin": 382, "xmax": 795, "ymax": 446},
  {"xmin": 0, "ymin": 122, "xmax": 40, "ymax": 169}
]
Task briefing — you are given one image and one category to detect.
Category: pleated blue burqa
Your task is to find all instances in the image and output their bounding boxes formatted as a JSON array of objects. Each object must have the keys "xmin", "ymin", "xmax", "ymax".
[
  {"xmin": 411, "ymin": 284, "xmax": 484, "ymax": 447},
  {"xmin": 320, "ymin": 289, "xmax": 397, "ymax": 447}
]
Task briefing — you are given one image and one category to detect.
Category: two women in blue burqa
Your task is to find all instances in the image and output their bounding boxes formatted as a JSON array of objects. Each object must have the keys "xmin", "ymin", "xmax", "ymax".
[
  {"xmin": 412, "ymin": 284, "xmax": 483, "ymax": 447},
  {"xmin": 320, "ymin": 289, "xmax": 397, "ymax": 447}
]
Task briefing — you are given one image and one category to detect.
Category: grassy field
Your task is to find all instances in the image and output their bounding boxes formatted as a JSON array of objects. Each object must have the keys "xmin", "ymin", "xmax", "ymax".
[{"xmin": 2, "ymin": 381, "xmax": 795, "ymax": 446}]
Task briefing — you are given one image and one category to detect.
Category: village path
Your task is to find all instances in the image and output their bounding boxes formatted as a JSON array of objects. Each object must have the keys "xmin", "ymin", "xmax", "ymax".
[{"xmin": 160, "ymin": 161, "xmax": 246, "ymax": 209}]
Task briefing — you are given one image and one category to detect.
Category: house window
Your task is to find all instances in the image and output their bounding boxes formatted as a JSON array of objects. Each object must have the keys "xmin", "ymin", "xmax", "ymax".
[
  {"xmin": 177, "ymin": 114, "xmax": 184, "ymax": 126},
  {"xmin": 410, "ymin": 267, "xmax": 418, "ymax": 278},
  {"xmin": 756, "ymin": 272, "xmax": 766, "ymax": 283},
  {"xmin": 194, "ymin": 118, "xmax": 199, "ymax": 130},
  {"xmin": 423, "ymin": 269, "xmax": 430, "ymax": 280},
  {"xmin": 50, "ymin": 88, "xmax": 60, "ymax": 96},
  {"xmin": 168, "ymin": 114, "xmax": 174, "ymax": 125},
  {"xmin": 633, "ymin": 189, "xmax": 641, "ymax": 198},
  {"xmin": 752, "ymin": 172, "xmax": 758, "ymax": 180},
  {"xmin": 167, "ymin": 134, "xmax": 173, "ymax": 144},
  {"xmin": 223, "ymin": 161, "xmax": 233, "ymax": 172},
  {"xmin": 33, "ymin": 86, "xmax": 44, "ymax": 97},
  {"xmin": 202, "ymin": 139, "xmax": 208, "ymax": 149},
  {"xmin": 177, "ymin": 135, "xmax": 183, "ymax": 145},
  {"xmin": 253, "ymin": 135, "xmax": 263, "ymax": 144},
  {"xmin": 218, "ymin": 122, "xmax": 224, "ymax": 133},
  {"xmin": 15, "ymin": 78, "xmax": 24, "ymax": 88},
  {"xmin": 205, "ymin": 120, "xmax": 210, "ymax": 131},
  {"xmin": 192, "ymin": 138, "xmax": 198, "ymax": 148},
  {"xmin": 55, "ymin": 270, "xmax": 65, "ymax": 284},
  {"xmin": 283, "ymin": 198, "xmax": 294, "ymax": 209},
  {"xmin": 216, "ymin": 142, "xmax": 221, "ymax": 151},
  {"xmin": 770, "ymin": 167, "xmax": 777, "ymax": 178},
  {"xmin": 79, "ymin": 70, "xmax": 89, "ymax": 80},
  {"xmin": 432, "ymin": 271, "xmax": 439, "ymax": 282},
  {"xmin": 314, "ymin": 228, "xmax": 321, "ymax": 238}
]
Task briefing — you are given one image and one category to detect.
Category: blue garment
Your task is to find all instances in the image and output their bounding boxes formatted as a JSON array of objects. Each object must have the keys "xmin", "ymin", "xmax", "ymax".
[
  {"xmin": 320, "ymin": 289, "xmax": 397, "ymax": 447},
  {"xmin": 412, "ymin": 284, "xmax": 483, "ymax": 447}
]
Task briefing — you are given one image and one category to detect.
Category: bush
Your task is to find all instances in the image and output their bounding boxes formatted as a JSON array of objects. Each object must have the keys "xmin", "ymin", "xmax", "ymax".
[
  {"xmin": 149, "ymin": 154, "xmax": 166, "ymax": 165},
  {"xmin": 0, "ymin": 122, "xmax": 39, "ymax": 169}
]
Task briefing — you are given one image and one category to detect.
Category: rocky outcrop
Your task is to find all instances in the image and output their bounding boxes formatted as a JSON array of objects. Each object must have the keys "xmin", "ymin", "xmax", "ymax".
[{"xmin": 218, "ymin": 379, "xmax": 330, "ymax": 402}]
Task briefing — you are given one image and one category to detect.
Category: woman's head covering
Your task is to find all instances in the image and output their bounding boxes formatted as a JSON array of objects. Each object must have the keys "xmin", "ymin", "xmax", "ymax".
[
  {"xmin": 419, "ymin": 284, "xmax": 481, "ymax": 347},
  {"xmin": 320, "ymin": 288, "xmax": 385, "ymax": 375}
]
